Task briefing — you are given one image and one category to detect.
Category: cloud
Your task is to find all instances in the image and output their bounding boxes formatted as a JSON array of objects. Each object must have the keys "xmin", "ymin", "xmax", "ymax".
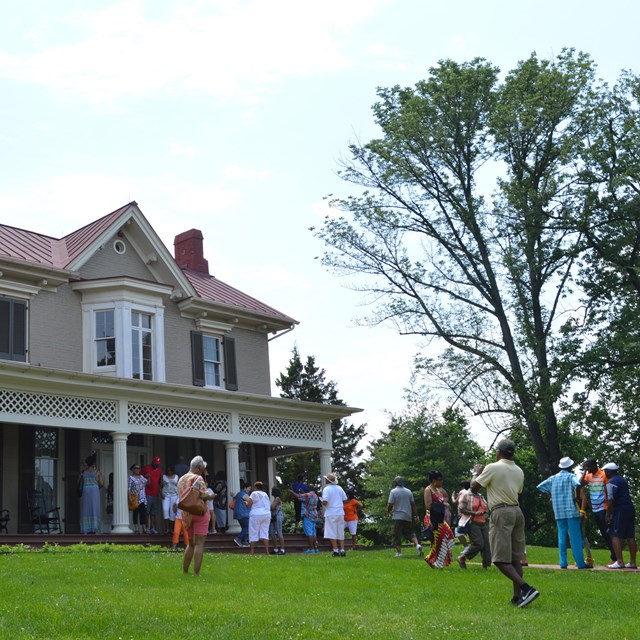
[
  {"xmin": 0, "ymin": 0, "xmax": 391, "ymax": 104},
  {"xmin": 169, "ymin": 142, "xmax": 196, "ymax": 158}
]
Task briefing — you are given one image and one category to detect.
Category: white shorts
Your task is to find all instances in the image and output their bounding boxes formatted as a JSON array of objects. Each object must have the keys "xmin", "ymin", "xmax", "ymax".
[
  {"xmin": 345, "ymin": 520, "xmax": 358, "ymax": 536},
  {"xmin": 249, "ymin": 513, "xmax": 271, "ymax": 542},
  {"xmin": 324, "ymin": 514, "xmax": 345, "ymax": 540},
  {"xmin": 162, "ymin": 495, "xmax": 178, "ymax": 521}
]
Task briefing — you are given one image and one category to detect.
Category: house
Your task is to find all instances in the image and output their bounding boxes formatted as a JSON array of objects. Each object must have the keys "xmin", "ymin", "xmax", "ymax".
[{"xmin": 0, "ymin": 202, "xmax": 360, "ymax": 534}]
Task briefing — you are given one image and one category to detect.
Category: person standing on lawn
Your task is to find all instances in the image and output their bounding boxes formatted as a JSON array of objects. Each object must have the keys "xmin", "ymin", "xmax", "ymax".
[
  {"xmin": 322, "ymin": 472, "xmax": 348, "ymax": 557},
  {"xmin": 536, "ymin": 457, "xmax": 588, "ymax": 570},
  {"xmin": 291, "ymin": 484, "xmax": 320, "ymax": 553},
  {"xmin": 343, "ymin": 489, "xmax": 364, "ymax": 550},
  {"xmin": 602, "ymin": 463, "xmax": 637, "ymax": 569},
  {"xmin": 387, "ymin": 476, "xmax": 423, "ymax": 558},
  {"xmin": 291, "ymin": 474, "xmax": 307, "ymax": 529},
  {"xmin": 580, "ymin": 458, "xmax": 615, "ymax": 565},
  {"xmin": 472, "ymin": 439, "xmax": 540, "ymax": 608}
]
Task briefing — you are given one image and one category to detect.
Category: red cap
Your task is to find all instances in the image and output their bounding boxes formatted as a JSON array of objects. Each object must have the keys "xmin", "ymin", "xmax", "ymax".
[{"xmin": 153, "ymin": 456, "xmax": 160, "ymax": 464}]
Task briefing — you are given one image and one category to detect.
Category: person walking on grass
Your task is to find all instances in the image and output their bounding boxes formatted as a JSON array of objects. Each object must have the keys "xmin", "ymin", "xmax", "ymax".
[
  {"xmin": 387, "ymin": 476, "xmax": 423, "ymax": 559},
  {"xmin": 456, "ymin": 482, "xmax": 491, "ymax": 570},
  {"xmin": 602, "ymin": 463, "xmax": 637, "ymax": 570},
  {"xmin": 322, "ymin": 472, "xmax": 348, "ymax": 557},
  {"xmin": 536, "ymin": 456, "xmax": 588, "ymax": 570},
  {"xmin": 472, "ymin": 439, "xmax": 540, "ymax": 608}
]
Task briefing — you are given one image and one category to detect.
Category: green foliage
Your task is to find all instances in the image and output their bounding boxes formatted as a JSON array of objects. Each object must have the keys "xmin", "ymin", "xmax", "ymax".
[
  {"xmin": 1, "ymin": 548, "xmax": 638, "ymax": 639},
  {"xmin": 275, "ymin": 347, "xmax": 366, "ymax": 495},
  {"xmin": 314, "ymin": 49, "xmax": 640, "ymax": 479},
  {"xmin": 361, "ymin": 405, "xmax": 483, "ymax": 543}
]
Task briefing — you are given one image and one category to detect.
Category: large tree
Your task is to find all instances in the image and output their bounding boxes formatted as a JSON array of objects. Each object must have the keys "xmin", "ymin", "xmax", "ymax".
[
  {"xmin": 275, "ymin": 347, "xmax": 366, "ymax": 493},
  {"xmin": 314, "ymin": 50, "xmax": 602, "ymax": 477}
]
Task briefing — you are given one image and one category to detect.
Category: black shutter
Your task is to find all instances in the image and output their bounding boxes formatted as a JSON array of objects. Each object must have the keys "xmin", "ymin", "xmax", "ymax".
[
  {"xmin": 223, "ymin": 336, "xmax": 238, "ymax": 391},
  {"xmin": 190, "ymin": 331, "xmax": 205, "ymax": 387},
  {"xmin": 12, "ymin": 299, "xmax": 27, "ymax": 362},
  {"xmin": 0, "ymin": 298, "xmax": 26, "ymax": 361},
  {"xmin": 0, "ymin": 299, "xmax": 10, "ymax": 359}
]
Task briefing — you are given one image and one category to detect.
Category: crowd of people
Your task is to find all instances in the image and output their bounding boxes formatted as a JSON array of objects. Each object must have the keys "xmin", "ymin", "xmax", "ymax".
[{"xmin": 79, "ymin": 445, "xmax": 637, "ymax": 604}]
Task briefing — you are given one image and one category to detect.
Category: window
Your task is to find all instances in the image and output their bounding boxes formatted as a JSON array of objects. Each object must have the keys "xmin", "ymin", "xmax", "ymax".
[
  {"xmin": 72, "ymin": 278, "xmax": 169, "ymax": 383},
  {"xmin": 203, "ymin": 335, "xmax": 221, "ymax": 387},
  {"xmin": 131, "ymin": 311, "xmax": 152, "ymax": 380},
  {"xmin": 95, "ymin": 310, "xmax": 116, "ymax": 367},
  {"xmin": 34, "ymin": 427, "xmax": 58, "ymax": 507},
  {"xmin": 0, "ymin": 296, "xmax": 27, "ymax": 362},
  {"xmin": 191, "ymin": 331, "xmax": 237, "ymax": 391}
]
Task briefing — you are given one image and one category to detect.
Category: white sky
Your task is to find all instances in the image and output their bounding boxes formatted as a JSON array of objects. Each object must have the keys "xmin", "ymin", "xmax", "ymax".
[{"xmin": 1, "ymin": 0, "xmax": 638, "ymax": 447}]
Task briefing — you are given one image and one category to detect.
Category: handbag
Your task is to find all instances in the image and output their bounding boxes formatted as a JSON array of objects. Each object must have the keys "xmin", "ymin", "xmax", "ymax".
[
  {"xmin": 128, "ymin": 490, "xmax": 139, "ymax": 511},
  {"xmin": 229, "ymin": 498, "xmax": 236, "ymax": 510},
  {"xmin": 178, "ymin": 477, "xmax": 207, "ymax": 516}
]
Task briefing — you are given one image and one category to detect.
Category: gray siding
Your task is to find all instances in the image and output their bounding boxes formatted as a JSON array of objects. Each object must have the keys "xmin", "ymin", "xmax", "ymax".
[
  {"xmin": 79, "ymin": 236, "xmax": 156, "ymax": 281},
  {"xmin": 234, "ymin": 327, "xmax": 270, "ymax": 395},
  {"xmin": 29, "ymin": 284, "xmax": 83, "ymax": 371},
  {"xmin": 163, "ymin": 302, "xmax": 196, "ymax": 386}
]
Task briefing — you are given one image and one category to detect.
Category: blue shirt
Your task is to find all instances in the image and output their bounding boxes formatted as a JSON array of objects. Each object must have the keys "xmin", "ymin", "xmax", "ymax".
[
  {"xmin": 297, "ymin": 492, "xmax": 318, "ymax": 520},
  {"xmin": 537, "ymin": 470, "xmax": 580, "ymax": 520},
  {"xmin": 606, "ymin": 475, "xmax": 634, "ymax": 511},
  {"xmin": 233, "ymin": 489, "xmax": 251, "ymax": 519}
]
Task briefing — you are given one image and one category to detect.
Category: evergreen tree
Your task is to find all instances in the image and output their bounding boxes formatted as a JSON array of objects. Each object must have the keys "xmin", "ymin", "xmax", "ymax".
[{"xmin": 275, "ymin": 347, "xmax": 366, "ymax": 494}]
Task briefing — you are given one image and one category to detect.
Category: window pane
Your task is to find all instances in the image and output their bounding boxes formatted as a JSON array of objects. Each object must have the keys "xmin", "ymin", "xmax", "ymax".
[{"xmin": 203, "ymin": 336, "xmax": 219, "ymax": 360}]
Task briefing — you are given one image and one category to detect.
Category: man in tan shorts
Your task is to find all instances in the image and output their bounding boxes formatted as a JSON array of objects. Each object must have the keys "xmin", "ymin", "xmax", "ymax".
[{"xmin": 471, "ymin": 439, "xmax": 540, "ymax": 608}]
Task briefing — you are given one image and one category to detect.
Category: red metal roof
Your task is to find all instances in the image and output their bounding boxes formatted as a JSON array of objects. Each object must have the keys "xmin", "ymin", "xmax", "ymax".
[
  {"xmin": 0, "ymin": 203, "xmax": 296, "ymax": 324},
  {"xmin": 183, "ymin": 268, "xmax": 296, "ymax": 323}
]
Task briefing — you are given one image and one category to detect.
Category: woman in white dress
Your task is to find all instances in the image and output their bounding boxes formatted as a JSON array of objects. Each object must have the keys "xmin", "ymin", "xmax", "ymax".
[{"xmin": 244, "ymin": 481, "xmax": 271, "ymax": 555}]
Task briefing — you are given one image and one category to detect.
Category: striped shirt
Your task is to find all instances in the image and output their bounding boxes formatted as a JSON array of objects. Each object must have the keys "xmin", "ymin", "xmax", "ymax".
[{"xmin": 537, "ymin": 470, "xmax": 580, "ymax": 519}]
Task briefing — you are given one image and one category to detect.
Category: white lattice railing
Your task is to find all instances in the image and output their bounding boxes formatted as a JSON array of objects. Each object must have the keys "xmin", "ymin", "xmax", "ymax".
[
  {"xmin": 239, "ymin": 414, "xmax": 324, "ymax": 442},
  {"xmin": 0, "ymin": 388, "xmax": 327, "ymax": 443},
  {"xmin": 128, "ymin": 402, "xmax": 231, "ymax": 433},
  {"xmin": 0, "ymin": 388, "xmax": 118, "ymax": 423}
]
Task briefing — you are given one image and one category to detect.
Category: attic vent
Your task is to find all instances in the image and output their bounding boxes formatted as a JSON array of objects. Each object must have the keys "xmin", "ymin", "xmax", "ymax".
[{"xmin": 113, "ymin": 240, "xmax": 126, "ymax": 255}]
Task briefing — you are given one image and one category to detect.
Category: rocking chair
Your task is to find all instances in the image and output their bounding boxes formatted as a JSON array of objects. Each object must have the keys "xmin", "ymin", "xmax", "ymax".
[{"xmin": 27, "ymin": 490, "xmax": 62, "ymax": 534}]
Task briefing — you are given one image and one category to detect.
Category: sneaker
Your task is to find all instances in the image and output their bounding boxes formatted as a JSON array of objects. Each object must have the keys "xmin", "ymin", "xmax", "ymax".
[
  {"xmin": 313, "ymin": 549, "xmax": 320, "ymax": 553},
  {"xmin": 586, "ymin": 556, "xmax": 594, "ymax": 568},
  {"xmin": 608, "ymin": 561, "xmax": 625, "ymax": 569},
  {"xmin": 340, "ymin": 549, "xmax": 346, "ymax": 557},
  {"xmin": 303, "ymin": 549, "xmax": 315, "ymax": 554},
  {"xmin": 148, "ymin": 528, "xmax": 158, "ymax": 535},
  {"xmin": 457, "ymin": 556, "xmax": 467, "ymax": 569},
  {"xmin": 233, "ymin": 538, "xmax": 241, "ymax": 547},
  {"xmin": 332, "ymin": 550, "xmax": 340, "ymax": 557},
  {"xmin": 416, "ymin": 544, "xmax": 424, "ymax": 557},
  {"xmin": 625, "ymin": 563, "xmax": 638, "ymax": 569},
  {"xmin": 280, "ymin": 549, "xmax": 286, "ymax": 555},
  {"xmin": 395, "ymin": 552, "xmax": 403, "ymax": 558},
  {"xmin": 241, "ymin": 544, "xmax": 250, "ymax": 548},
  {"xmin": 517, "ymin": 585, "xmax": 540, "ymax": 608}
]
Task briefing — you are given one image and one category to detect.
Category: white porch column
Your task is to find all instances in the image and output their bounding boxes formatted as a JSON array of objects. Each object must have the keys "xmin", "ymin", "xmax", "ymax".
[
  {"xmin": 225, "ymin": 441, "xmax": 241, "ymax": 535},
  {"xmin": 110, "ymin": 431, "xmax": 133, "ymax": 534},
  {"xmin": 319, "ymin": 448, "xmax": 332, "ymax": 489},
  {"xmin": 267, "ymin": 456, "xmax": 277, "ymax": 493}
]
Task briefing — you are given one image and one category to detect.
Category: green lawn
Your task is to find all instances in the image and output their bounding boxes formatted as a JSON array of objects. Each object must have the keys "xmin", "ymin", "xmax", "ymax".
[{"xmin": 0, "ymin": 545, "xmax": 637, "ymax": 639}]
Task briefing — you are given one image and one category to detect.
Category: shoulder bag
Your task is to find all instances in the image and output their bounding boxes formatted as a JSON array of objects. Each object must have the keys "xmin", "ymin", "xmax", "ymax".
[{"xmin": 178, "ymin": 476, "xmax": 207, "ymax": 516}]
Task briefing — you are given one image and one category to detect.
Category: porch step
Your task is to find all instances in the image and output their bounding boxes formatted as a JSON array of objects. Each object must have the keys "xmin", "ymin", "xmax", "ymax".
[{"xmin": 0, "ymin": 532, "xmax": 339, "ymax": 554}]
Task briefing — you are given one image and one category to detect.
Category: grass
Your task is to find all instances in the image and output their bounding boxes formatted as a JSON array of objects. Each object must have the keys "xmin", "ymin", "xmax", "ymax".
[{"xmin": 0, "ymin": 545, "xmax": 638, "ymax": 639}]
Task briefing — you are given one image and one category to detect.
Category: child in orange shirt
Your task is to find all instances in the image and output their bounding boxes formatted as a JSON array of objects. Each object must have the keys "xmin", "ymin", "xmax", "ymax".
[{"xmin": 343, "ymin": 490, "xmax": 364, "ymax": 550}]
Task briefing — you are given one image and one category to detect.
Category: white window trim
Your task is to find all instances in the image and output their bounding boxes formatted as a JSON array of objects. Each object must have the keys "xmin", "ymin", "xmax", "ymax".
[
  {"xmin": 73, "ymin": 278, "xmax": 170, "ymax": 382},
  {"xmin": 202, "ymin": 333, "xmax": 223, "ymax": 389}
]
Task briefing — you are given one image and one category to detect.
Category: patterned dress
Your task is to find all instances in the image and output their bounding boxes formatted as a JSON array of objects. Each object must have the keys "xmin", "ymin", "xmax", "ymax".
[
  {"xmin": 79, "ymin": 469, "xmax": 101, "ymax": 534},
  {"xmin": 425, "ymin": 521, "xmax": 455, "ymax": 569}
]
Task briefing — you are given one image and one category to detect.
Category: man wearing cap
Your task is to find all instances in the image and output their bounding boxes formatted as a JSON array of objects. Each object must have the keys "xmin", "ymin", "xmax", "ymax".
[
  {"xmin": 580, "ymin": 458, "xmax": 615, "ymax": 565},
  {"xmin": 387, "ymin": 476, "xmax": 423, "ymax": 558},
  {"xmin": 322, "ymin": 473, "xmax": 348, "ymax": 557},
  {"xmin": 602, "ymin": 463, "xmax": 637, "ymax": 569},
  {"xmin": 536, "ymin": 457, "xmax": 588, "ymax": 570},
  {"xmin": 141, "ymin": 456, "xmax": 163, "ymax": 534},
  {"xmin": 472, "ymin": 439, "xmax": 540, "ymax": 608}
]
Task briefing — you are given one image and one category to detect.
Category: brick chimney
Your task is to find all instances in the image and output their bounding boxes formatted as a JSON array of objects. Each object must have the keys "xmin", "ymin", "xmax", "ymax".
[{"xmin": 173, "ymin": 229, "xmax": 209, "ymax": 275}]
